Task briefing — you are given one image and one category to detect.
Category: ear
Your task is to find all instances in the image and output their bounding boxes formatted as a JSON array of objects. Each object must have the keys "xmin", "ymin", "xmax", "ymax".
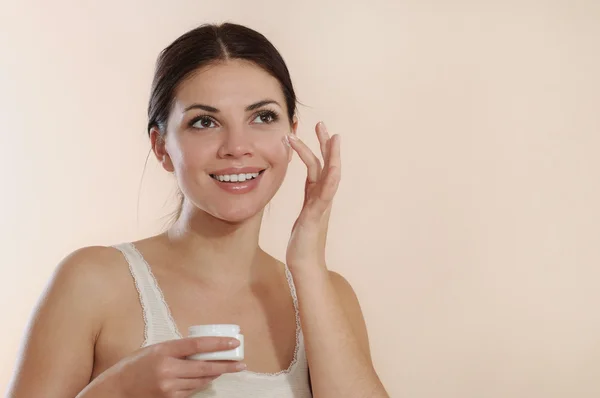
[
  {"xmin": 288, "ymin": 115, "xmax": 298, "ymax": 163},
  {"xmin": 149, "ymin": 127, "xmax": 175, "ymax": 172}
]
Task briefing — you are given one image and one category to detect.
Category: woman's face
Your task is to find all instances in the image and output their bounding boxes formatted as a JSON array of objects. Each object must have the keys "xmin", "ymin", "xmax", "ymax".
[{"xmin": 153, "ymin": 59, "xmax": 296, "ymax": 223}]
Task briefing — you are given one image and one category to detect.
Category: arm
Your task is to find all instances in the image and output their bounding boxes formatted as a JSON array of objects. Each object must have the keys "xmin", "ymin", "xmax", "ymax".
[
  {"xmin": 7, "ymin": 246, "xmax": 249, "ymax": 398},
  {"xmin": 6, "ymin": 247, "xmax": 112, "ymax": 398},
  {"xmin": 285, "ymin": 122, "xmax": 388, "ymax": 397},
  {"xmin": 293, "ymin": 267, "xmax": 388, "ymax": 398}
]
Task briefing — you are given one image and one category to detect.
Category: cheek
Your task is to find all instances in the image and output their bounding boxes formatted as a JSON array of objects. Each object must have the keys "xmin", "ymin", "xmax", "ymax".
[
  {"xmin": 255, "ymin": 133, "xmax": 290, "ymax": 164},
  {"xmin": 169, "ymin": 138, "xmax": 213, "ymax": 173}
]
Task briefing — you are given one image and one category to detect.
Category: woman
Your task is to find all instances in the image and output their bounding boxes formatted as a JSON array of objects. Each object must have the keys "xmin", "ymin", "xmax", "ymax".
[{"xmin": 8, "ymin": 23, "xmax": 388, "ymax": 398}]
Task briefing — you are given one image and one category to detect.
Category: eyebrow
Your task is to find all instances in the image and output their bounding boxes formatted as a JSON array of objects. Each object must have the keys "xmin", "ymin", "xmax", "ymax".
[{"xmin": 183, "ymin": 99, "xmax": 281, "ymax": 113}]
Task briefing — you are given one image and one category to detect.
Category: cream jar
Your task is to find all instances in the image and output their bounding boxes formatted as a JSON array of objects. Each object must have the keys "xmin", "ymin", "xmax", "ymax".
[{"xmin": 187, "ymin": 324, "xmax": 244, "ymax": 361}]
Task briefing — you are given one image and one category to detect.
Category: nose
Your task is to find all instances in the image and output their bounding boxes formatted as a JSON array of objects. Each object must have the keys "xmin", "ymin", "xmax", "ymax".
[{"xmin": 217, "ymin": 125, "xmax": 253, "ymax": 159}]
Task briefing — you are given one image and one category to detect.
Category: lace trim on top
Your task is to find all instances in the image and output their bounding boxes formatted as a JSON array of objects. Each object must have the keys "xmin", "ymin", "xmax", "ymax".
[
  {"xmin": 120, "ymin": 244, "xmax": 150, "ymax": 346},
  {"xmin": 242, "ymin": 264, "xmax": 302, "ymax": 377},
  {"xmin": 125, "ymin": 242, "xmax": 302, "ymax": 377},
  {"xmin": 128, "ymin": 243, "xmax": 183, "ymax": 340}
]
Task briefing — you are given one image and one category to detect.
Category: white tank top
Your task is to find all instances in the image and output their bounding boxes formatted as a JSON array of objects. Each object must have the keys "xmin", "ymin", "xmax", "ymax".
[{"xmin": 113, "ymin": 242, "xmax": 312, "ymax": 398}]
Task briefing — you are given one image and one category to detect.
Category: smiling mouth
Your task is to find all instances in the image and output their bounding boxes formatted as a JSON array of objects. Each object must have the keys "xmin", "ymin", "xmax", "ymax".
[{"xmin": 209, "ymin": 170, "xmax": 266, "ymax": 183}]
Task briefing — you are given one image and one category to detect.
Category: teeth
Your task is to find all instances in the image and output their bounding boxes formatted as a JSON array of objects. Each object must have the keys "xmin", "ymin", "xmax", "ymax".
[{"xmin": 212, "ymin": 172, "xmax": 260, "ymax": 183}]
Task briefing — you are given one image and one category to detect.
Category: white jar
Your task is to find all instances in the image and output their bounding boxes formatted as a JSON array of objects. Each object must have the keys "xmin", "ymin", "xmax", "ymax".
[{"xmin": 187, "ymin": 324, "xmax": 244, "ymax": 361}]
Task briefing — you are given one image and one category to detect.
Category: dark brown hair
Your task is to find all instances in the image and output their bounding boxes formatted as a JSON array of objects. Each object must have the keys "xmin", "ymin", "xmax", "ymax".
[
  {"xmin": 146, "ymin": 23, "xmax": 297, "ymax": 221},
  {"xmin": 148, "ymin": 22, "xmax": 297, "ymax": 135}
]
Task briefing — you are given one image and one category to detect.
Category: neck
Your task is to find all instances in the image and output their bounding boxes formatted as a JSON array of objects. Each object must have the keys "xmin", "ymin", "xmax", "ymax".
[{"xmin": 164, "ymin": 205, "xmax": 267, "ymax": 285}]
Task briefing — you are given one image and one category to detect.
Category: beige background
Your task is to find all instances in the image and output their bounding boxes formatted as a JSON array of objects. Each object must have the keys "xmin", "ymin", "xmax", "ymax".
[{"xmin": 1, "ymin": 0, "xmax": 599, "ymax": 397}]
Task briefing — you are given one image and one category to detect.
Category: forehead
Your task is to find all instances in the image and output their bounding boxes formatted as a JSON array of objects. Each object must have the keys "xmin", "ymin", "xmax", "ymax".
[{"xmin": 173, "ymin": 59, "xmax": 285, "ymax": 109}]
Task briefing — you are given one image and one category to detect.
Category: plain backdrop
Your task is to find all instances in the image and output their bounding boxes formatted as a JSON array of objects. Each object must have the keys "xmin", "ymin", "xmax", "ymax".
[{"xmin": 1, "ymin": 0, "xmax": 599, "ymax": 397}]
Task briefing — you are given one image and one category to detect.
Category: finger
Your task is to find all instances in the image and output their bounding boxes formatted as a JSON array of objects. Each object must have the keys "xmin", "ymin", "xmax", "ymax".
[
  {"xmin": 327, "ymin": 134, "xmax": 341, "ymax": 172},
  {"xmin": 175, "ymin": 358, "xmax": 246, "ymax": 378},
  {"xmin": 157, "ymin": 337, "xmax": 240, "ymax": 358},
  {"xmin": 173, "ymin": 375, "xmax": 218, "ymax": 392},
  {"xmin": 288, "ymin": 135, "xmax": 321, "ymax": 183},
  {"xmin": 316, "ymin": 121, "xmax": 330, "ymax": 160},
  {"xmin": 320, "ymin": 134, "xmax": 342, "ymax": 201}
]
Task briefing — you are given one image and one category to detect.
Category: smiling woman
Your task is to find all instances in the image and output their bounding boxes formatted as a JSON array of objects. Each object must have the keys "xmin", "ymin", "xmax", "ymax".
[
  {"xmin": 151, "ymin": 58, "xmax": 296, "ymax": 223},
  {"xmin": 7, "ymin": 23, "xmax": 388, "ymax": 398}
]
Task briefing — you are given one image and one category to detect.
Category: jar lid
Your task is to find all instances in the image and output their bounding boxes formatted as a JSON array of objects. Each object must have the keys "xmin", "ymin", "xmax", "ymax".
[{"xmin": 188, "ymin": 324, "xmax": 241, "ymax": 336}]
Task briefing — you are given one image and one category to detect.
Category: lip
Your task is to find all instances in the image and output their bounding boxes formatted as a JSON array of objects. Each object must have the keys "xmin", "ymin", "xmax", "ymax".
[
  {"xmin": 209, "ymin": 167, "xmax": 266, "ymax": 176},
  {"xmin": 209, "ymin": 168, "xmax": 266, "ymax": 195}
]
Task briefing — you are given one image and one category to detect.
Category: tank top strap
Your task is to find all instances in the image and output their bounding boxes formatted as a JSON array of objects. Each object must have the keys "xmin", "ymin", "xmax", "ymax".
[
  {"xmin": 283, "ymin": 264, "xmax": 303, "ymax": 349},
  {"xmin": 112, "ymin": 242, "xmax": 180, "ymax": 345}
]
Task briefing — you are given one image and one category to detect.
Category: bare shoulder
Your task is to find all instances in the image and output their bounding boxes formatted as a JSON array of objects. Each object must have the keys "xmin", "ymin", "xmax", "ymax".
[
  {"xmin": 327, "ymin": 270, "xmax": 373, "ymax": 361},
  {"xmin": 7, "ymin": 245, "xmax": 129, "ymax": 396},
  {"xmin": 29, "ymin": 245, "xmax": 130, "ymax": 340},
  {"xmin": 50, "ymin": 246, "xmax": 126, "ymax": 299},
  {"xmin": 55, "ymin": 245, "xmax": 124, "ymax": 279},
  {"xmin": 328, "ymin": 270, "xmax": 359, "ymax": 302},
  {"xmin": 52, "ymin": 244, "xmax": 138, "ymax": 320}
]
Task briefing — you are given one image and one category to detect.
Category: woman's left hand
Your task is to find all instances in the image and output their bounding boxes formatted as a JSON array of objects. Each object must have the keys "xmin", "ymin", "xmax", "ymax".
[{"xmin": 285, "ymin": 121, "xmax": 341, "ymax": 270}]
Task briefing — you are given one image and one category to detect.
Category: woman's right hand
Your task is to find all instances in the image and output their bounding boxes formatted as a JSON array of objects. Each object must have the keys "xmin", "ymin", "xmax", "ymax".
[{"xmin": 86, "ymin": 336, "xmax": 245, "ymax": 398}]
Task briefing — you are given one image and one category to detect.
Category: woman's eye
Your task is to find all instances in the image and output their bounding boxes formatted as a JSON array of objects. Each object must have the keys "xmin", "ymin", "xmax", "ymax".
[
  {"xmin": 252, "ymin": 111, "xmax": 278, "ymax": 124},
  {"xmin": 191, "ymin": 116, "xmax": 217, "ymax": 129}
]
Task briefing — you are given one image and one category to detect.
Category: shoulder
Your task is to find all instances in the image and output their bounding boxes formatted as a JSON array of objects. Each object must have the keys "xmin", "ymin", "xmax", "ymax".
[
  {"xmin": 327, "ymin": 270, "xmax": 373, "ymax": 359},
  {"xmin": 6, "ymin": 245, "xmax": 130, "ymax": 396},
  {"xmin": 57, "ymin": 245, "xmax": 123, "ymax": 268},
  {"xmin": 51, "ymin": 245, "xmax": 125, "ymax": 289},
  {"xmin": 327, "ymin": 270, "xmax": 359, "ymax": 301},
  {"xmin": 44, "ymin": 245, "xmax": 130, "ymax": 321},
  {"xmin": 327, "ymin": 270, "xmax": 365, "ymax": 318}
]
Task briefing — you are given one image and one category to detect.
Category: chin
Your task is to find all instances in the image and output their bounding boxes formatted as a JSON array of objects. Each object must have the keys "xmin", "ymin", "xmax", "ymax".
[
  {"xmin": 211, "ymin": 205, "xmax": 264, "ymax": 224},
  {"xmin": 194, "ymin": 194, "xmax": 270, "ymax": 225}
]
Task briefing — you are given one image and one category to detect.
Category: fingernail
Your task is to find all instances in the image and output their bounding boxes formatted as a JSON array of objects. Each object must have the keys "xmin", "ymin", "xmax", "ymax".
[
  {"xmin": 235, "ymin": 362, "xmax": 247, "ymax": 371},
  {"xmin": 319, "ymin": 121, "xmax": 328, "ymax": 132},
  {"xmin": 282, "ymin": 135, "xmax": 291, "ymax": 148},
  {"xmin": 288, "ymin": 133, "xmax": 298, "ymax": 141},
  {"xmin": 228, "ymin": 339, "xmax": 240, "ymax": 348}
]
